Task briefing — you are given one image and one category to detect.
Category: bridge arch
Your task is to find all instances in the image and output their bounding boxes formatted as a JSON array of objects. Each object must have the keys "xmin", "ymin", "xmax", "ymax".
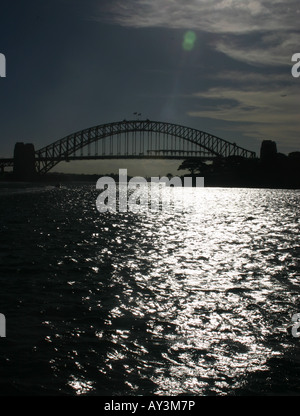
[{"xmin": 34, "ymin": 119, "xmax": 256, "ymax": 174}]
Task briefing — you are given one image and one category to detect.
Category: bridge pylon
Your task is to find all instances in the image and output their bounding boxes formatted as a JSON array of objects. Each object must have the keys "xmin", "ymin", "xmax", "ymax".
[{"xmin": 13, "ymin": 142, "xmax": 36, "ymax": 180}]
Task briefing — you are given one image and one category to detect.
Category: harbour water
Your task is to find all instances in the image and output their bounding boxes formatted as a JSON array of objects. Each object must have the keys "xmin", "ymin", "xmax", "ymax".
[{"xmin": 0, "ymin": 183, "xmax": 299, "ymax": 395}]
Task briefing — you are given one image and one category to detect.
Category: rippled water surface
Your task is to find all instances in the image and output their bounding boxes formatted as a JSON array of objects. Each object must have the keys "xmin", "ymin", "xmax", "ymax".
[{"xmin": 0, "ymin": 184, "xmax": 300, "ymax": 395}]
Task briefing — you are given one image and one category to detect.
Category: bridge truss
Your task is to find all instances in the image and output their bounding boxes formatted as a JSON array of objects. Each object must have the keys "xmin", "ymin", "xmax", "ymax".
[{"xmin": 0, "ymin": 119, "xmax": 256, "ymax": 174}]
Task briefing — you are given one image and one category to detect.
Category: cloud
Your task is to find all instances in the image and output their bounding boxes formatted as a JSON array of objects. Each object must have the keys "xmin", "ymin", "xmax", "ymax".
[
  {"xmin": 187, "ymin": 85, "xmax": 300, "ymax": 150},
  {"xmin": 95, "ymin": 1, "xmax": 300, "ymax": 152},
  {"xmin": 97, "ymin": 0, "xmax": 300, "ymax": 66},
  {"xmin": 210, "ymin": 71, "xmax": 288, "ymax": 84},
  {"xmin": 215, "ymin": 32, "xmax": 300, "ymax": 66},
  {"xmin": 98, "ymin": 0, "xmax": 299, "ymax": 34}
]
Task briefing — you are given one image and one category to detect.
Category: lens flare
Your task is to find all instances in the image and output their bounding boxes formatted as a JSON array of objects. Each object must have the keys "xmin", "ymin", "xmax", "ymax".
[{"xmin": 182, "ymin": 31, "xmax": 197, "ymax": 51}]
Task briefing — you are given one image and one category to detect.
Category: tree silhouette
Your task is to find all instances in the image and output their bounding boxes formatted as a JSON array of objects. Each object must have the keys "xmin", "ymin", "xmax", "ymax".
[{"xmin": 178, "ymin": 158, "xmax": 210, "ymax": 175}]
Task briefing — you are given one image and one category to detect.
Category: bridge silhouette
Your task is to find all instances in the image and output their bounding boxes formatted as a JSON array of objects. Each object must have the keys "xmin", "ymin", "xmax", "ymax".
[{"xmin": 0, "ymin": 119, "xmax": 256, "ymax": 176}]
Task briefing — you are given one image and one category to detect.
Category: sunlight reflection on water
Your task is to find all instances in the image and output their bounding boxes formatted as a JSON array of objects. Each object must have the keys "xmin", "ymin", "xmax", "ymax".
[{"xmin": 0, "ymin": 185, "xmax": 299, "ymax": 395}]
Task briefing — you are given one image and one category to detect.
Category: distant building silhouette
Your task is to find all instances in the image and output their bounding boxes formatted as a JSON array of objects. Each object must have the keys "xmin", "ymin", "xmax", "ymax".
[{"xmin": 260, "ymin": 140, "xmax": 277, "ymax": 161}]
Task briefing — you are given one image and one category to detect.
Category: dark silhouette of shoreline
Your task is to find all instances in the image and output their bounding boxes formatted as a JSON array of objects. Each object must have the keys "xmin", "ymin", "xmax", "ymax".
[
  {"xmin": 1, "ymin": 141, "xmax": 299, "ymax": 189},
  {"xmin": 177, "ymin": 140, "xmax": 300, "ymax": 189}
]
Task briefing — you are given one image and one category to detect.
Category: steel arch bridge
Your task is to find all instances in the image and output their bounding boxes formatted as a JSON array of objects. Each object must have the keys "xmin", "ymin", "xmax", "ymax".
[{"xmin": 1, "ymin": 119, "xmax": 256, "ymax": 175}]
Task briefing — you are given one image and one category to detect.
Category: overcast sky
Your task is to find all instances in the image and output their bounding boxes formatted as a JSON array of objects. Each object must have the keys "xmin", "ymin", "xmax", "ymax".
[{"xmin": 0, "ymin": 0, "xmax": 299, "ymax": 176}]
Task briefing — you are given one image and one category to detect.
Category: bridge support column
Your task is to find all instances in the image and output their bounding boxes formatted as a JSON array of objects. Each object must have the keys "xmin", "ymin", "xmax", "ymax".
[{"xmin": 13, "ymin": 142, "xmax": 36, "ymax": 180}]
